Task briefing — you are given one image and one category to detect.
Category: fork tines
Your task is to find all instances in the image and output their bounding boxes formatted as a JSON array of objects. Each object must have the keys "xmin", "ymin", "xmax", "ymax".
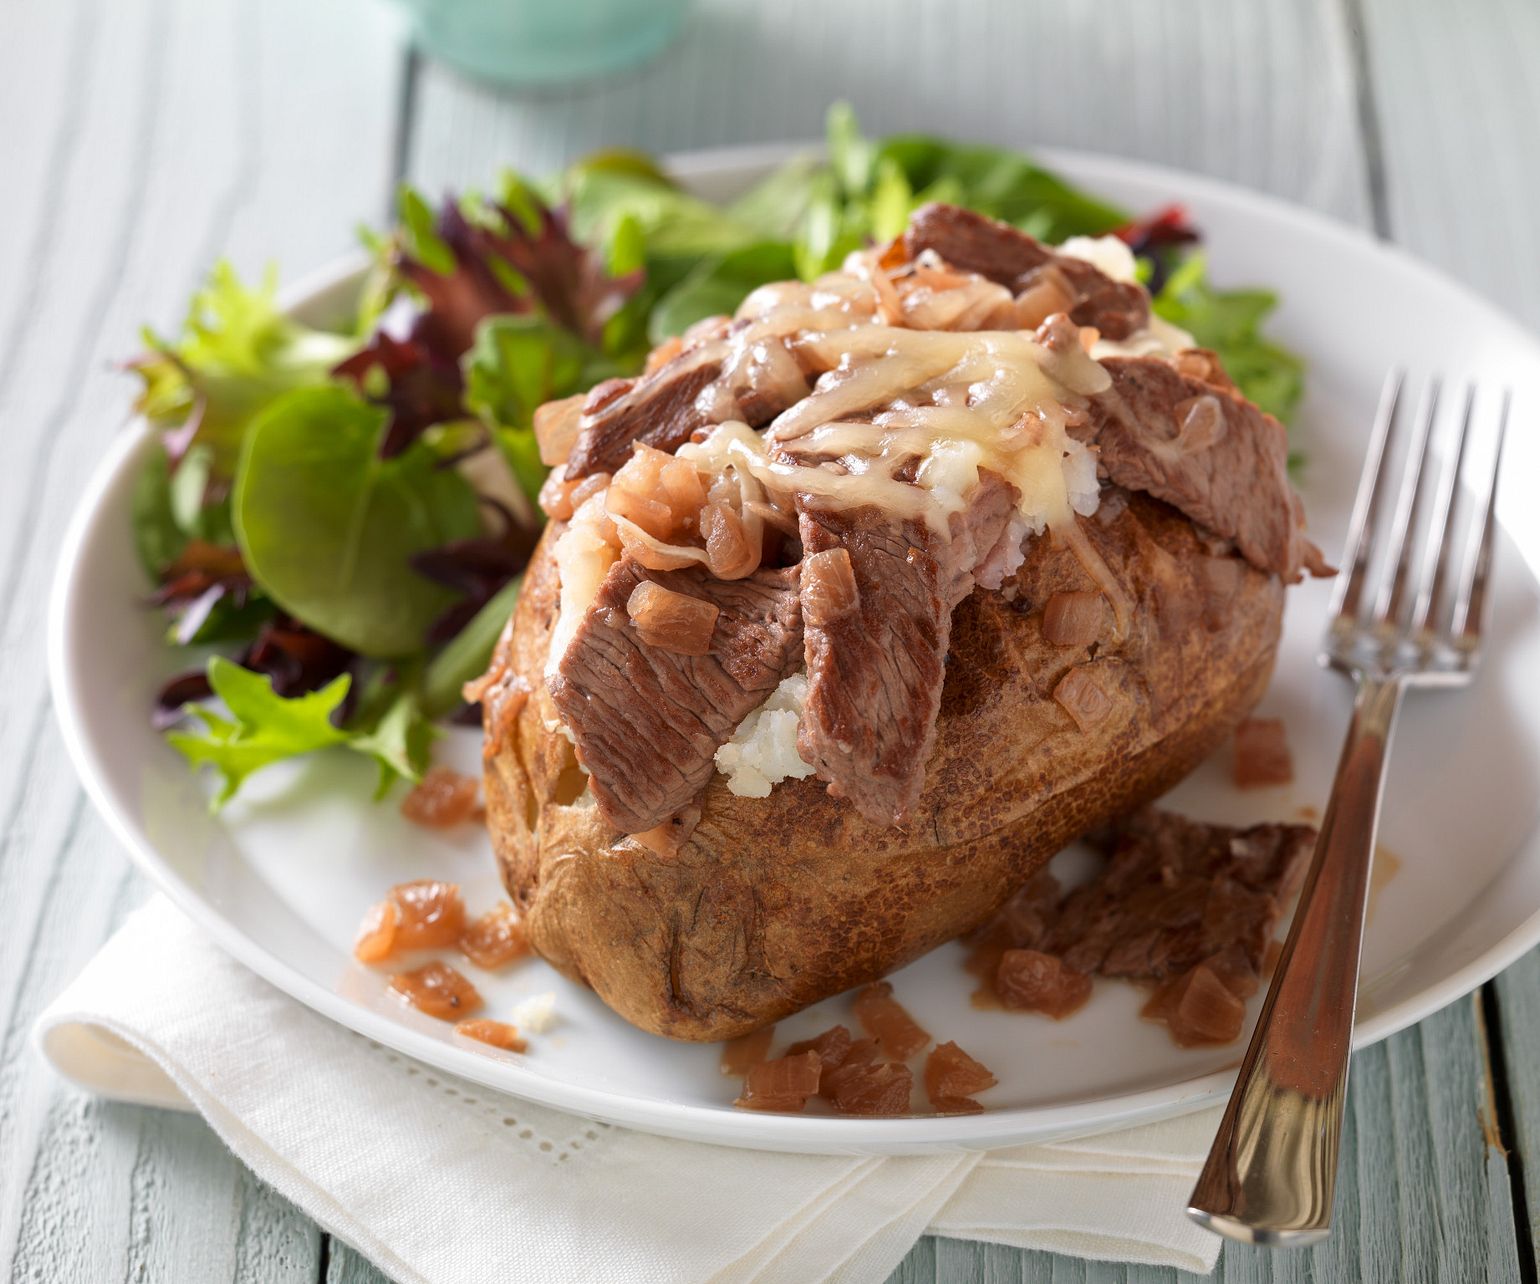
[{"xmin": 1324, "ymin": 371, "xmax": 1509, "ymax": 679}]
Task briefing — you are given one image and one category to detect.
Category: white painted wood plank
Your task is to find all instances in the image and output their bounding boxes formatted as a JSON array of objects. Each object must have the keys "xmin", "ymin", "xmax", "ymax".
[
  {"xmin": 1359, "ymin": 0, "xmax": 1540, "ymax": 329},
  {"xmin": 0, "ymin": 0, "xmax": 402, "ymax": 1279},
  {"xmin": 405, "ymin": 0, "xmax": 1370, "ymax": 226}
]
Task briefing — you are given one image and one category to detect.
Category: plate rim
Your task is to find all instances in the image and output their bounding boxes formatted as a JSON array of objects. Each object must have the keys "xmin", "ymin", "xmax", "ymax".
[{"xmin": 46, "ymin": 142, "xmax": 1540, "ymax": 1154}]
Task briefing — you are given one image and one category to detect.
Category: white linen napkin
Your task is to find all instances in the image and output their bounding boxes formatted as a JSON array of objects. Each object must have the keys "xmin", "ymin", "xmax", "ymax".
[{"xmin": 34, "ymin": 897, "xmax": 1223, "ymax": 1281}]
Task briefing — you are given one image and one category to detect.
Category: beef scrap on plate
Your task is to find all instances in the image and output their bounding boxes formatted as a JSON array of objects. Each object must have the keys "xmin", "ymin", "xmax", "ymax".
[{"xmin": 969, "ymin": 807, "xmax": 1315, "ymax": 1044}]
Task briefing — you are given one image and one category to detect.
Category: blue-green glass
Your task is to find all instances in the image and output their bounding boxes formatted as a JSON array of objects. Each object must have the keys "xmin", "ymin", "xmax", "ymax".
[{"xmin": 389, "ymin": 0, "xmax": 691, "ymax": 88}]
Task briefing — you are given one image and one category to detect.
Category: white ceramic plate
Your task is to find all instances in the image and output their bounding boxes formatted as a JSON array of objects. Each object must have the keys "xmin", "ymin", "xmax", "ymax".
[{"xmin": 49, "ymin": 145, "xmax": 1540, "ymax": 1155}]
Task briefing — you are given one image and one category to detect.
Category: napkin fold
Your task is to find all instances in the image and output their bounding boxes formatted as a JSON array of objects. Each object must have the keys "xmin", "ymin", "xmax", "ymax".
[{"xmin": 34, "ymin": 897, "xmax": 1222, "ymax": 1282}]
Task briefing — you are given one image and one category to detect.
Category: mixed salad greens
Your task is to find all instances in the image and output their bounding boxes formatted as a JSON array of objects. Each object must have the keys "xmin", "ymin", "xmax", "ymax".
[{"xmin": 133, "ymin": 105, "xmax": 1305, "ymax": 807}]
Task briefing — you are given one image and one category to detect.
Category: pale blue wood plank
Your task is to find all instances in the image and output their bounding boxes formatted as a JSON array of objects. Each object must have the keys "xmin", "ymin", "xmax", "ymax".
[
  {"xmin": 1489, "ymin": 951, "xmax": 1540, "ymax": 1264},
  {"xmin": 886, "ymin": 1235, "xmax": 937, "ymax": 1284},
  {"xmin": 327, "ymin": 1239, "xmax": 396, "ymax": 1283}
]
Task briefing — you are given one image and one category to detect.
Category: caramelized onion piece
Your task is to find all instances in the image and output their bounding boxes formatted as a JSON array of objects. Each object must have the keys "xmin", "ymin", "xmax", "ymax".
[
  {"xmin": 401, "ymin": 769, "xmax": 481, "ymax": 828},
  {"xmin": 353, "ymin": 898, "xmax": 400, "ymax": 964},
  {"xmin": 607, "ymin": 445, "xmax": 687, "ymax": 540},
  {"xmin": 701, "ymin": 502, "xmax": 760, "ymax": 579},
  {"xmin": 1032, "ymin": 313, "xmax": 1111, "ymax": 395},
  {"xmin": 626, "ymin": 581, "xmax": 720, "ymax": 655},
  {"xmin": 720, "ymin": 1024, "xmax": 777, "ymax": 1076},
  {"xmin": 800, "ymin": 547, "xmax": 861, "ymax": 628},
  {"xmin": 612, "ymin": 516, "xmax": 711, "ymax": 572},
  {"xmin": 1042, "ymin": 590, "xmax": 1104, "ymax": 647},
  {"xmin": 995, "ymin": 949, "xmax": 1093, "ymax": 1018},
  {"xmin": 1173, "ymin": 348, "xmax": 1236, "ymax": 389},
  {"xmin": 1175, "ymin": 394, "xmax": 1227, "ymax": 452},
  {"xmin": 1143, "ymin": 962, "xmax": 1246, "ymax": 1047},
  {"xmin": 734, "ymin": 1050, "xmax": 823, "ymax": 1112},
  {"xmin": 606, "ymin": 484, "xmax": 676, "ymax": 541},
  {"xmin": 388, "ymin": 961, "xmax": 483, "ymax": 1021},
  {"xmin": 1233, "ymin": 717, "xmax": 1294, "ymax": 789},
  {"xmin": 1053, "ymin": 665, "xmax": 1114, "ymax": 732},
  {"xmin": 533, "ymin": 394, "xmax": 585, "ymax": 467},
  {"xmin": 852, "ymin": 981, "xmax": 930, "ymax": 1060},
  {"xmin": 658, "ymin": 455, "xmax": 708, "ymax": 525},
  {"xmin": 455, "ymin": 1018, "xmax": 527, "ymax": 1051},
  {"xmin": 390, "ymin": 880, "xmax": 467, "ymax": 952},
  {"xmin": 1057, "ymin": 517, "xmax": 1133, "ymax": 638},
  {"xmin": 644, "ymin": 334, "xmax": 684, "ymax": 374},
  {"xmin": 825, "ymin": 1054, "xmax": 913, "ymax": 1116},
  {"xmin": 1014, "ymin": 266, "xmax": 1075, "ymax": 329},
  {"xmin": 924, "ymin": 1040, "xmax": 998, "ymax": 1114},
  {"xmin": 459, "ymin": 903, "xmax": 531, "ymax": 970},
  {"xmin": 785, "ymin": 1024, "xmax": 854, "ymax": 1072}
]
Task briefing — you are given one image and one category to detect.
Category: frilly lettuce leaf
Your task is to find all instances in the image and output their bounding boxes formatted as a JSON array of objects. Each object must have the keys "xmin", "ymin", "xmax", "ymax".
[
  {"xmin": 168, "ymin": 657, "xmax": 352, "ymax": 805},
  {"xmin": 169, "ymin": 657, "xmax": 432, "ymax": 807},
  {"xmin": 132, "ymin": 262, "xmax": 358, "ymax": 475}
]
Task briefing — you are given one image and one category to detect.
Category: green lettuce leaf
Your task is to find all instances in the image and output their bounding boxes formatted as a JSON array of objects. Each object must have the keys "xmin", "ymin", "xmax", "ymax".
[
  {"xmin": 876, "ymin": 134, "xmax": 1129, "ymax": 242},
  {"xmin": 348, "ymin": 686, "xmax": 436, "ymax": 799},
  {"xmin": 1152, "ymin": 253, "xmax": 1305, "ymax": 423},
  {"xmin": 131, "ymin": 447, "xmax": 186, "ymax": 580},
  {"xmin": 233, "ymin": 386, "xmax": 482, "ymax": 657},
  {"xmin": 133, "ymin": 262, "xmax": 358, "ymax": 476},
  {"xmin": 168, "ymin": 657, "xmax": 353, "ymax": 805},
  {"xmin": 169, "ymin": 657, "xmax": 434, "ymax": 806},
  {"xmin": 420, "ymin": 574, "xmax": 524, "ymax": 720},
  {"xmin": 649, "ymin": 242, "xmax": 798, "ymax": 344},
  {"xmin": 462, "ymin": 313, "xmax": 628, "ymax": 506}
]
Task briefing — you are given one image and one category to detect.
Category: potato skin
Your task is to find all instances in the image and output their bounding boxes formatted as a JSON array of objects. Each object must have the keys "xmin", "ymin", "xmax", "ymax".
[{"xmin": 482, "ymin": 491, "xmax": 1284, "ymax": 1041}]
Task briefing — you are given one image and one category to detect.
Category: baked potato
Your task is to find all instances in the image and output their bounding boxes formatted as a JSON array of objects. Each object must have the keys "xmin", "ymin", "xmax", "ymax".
[{"xmin": 475, "ymin": 203, "xmax": 1323, "ymax": 1041}]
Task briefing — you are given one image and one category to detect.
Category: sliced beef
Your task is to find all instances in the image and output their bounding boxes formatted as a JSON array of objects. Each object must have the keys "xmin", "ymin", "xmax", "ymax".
[
  {"xmin": 1081, "ymin": 355, "xmax": 1329, "ymax": 582},
  {"xmin": 565, "ymin": 349, "xmax": 725, "ymax": 480},
  {"xmin": 901, "ymin": 203, "xmax": 1150, "ymax": 339},
  {"xmin": 550, "ymin": 558, "xmax": 803, "ymax": 834},
  {"xmin": 564, "ymin": 325, "xmax": 812, "ymax": 480},
  {"xmin": 796, "ymin": 472, "xmax": 1018, "ymax": 826}
]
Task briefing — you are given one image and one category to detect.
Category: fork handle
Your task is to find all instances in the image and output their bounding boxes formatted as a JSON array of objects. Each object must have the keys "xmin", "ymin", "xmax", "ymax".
[{"xmin": 1187, "ymin": 673, "xmax": 1404, "ymax": 1245}]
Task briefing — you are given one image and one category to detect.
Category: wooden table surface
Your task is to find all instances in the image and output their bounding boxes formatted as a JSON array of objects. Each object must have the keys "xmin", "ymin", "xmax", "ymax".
[{"xmin": 3, "ymin": 0, "xmax": 1538, "ymax": 1279}]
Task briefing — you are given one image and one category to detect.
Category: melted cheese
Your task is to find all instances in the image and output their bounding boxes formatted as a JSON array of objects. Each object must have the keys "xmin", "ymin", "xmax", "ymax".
[{"xmin": 680, "ymin": 322, "xmax": 1109, "ymax": 537}]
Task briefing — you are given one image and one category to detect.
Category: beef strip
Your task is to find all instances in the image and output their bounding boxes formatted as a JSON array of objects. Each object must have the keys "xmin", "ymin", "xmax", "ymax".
[
  {"xmin": 550, "ymin": 558, "xmax": 804, "ymax": 834},
  {"xmin": 900, "ymin": 203, "xmax": 1150, "ymax": 339},
  {"xmin": 796, "ymin": 472, "xmax": 1019, "ymax": 826},
  {"xmin": 564, "ymin": 320, "xmax": 813, "ymax": 480},
  {"xmin": 1079, "ymin": 355, "xmax": 1330, "ymax": 583},
  {"xmin": 978, "ymin": 808, "xmax": 1314, "ymax": 986},
  {"xmin": 564, "ymin": 348, "xmax": 727, "ymax": 480}
]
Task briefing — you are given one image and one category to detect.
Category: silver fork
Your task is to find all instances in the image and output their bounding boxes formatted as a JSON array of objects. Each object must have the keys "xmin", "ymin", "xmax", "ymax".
[{"xmin": 1186, "ymin": 371, "xmax": 1510, "ymax": 1245}]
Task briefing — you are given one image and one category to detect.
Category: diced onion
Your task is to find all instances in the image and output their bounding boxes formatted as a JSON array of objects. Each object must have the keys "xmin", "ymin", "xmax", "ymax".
[
  {"xmin": 801, "ymin": 547, "xmax": 861, "ymax": 627},
  {"xmin": 626, "ymin": 580, "xmax": 719, "ymax": 655},
  {"xmin": 1053, "ymin": 665, "xmax": 1114, "ymax": 731},
  {"xmin": 1041, "ymin": 590, "xmax": 1104, "ymax": 647},
  {"xmin": 533, "ymin": 394, "xmax": 585, "ymax": 467}
]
